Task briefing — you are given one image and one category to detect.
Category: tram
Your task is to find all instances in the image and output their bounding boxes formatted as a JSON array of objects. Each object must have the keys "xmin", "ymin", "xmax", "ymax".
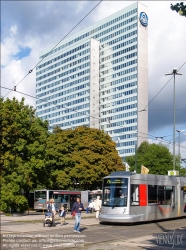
[{"xmin": 99, "ymin": 171, "xmax": 186, "ymax": 223}]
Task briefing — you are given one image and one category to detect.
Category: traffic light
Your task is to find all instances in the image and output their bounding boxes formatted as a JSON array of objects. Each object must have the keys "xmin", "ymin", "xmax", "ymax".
[{"xmin": 14, "ymin": 86, "xmax": 16, "ymax": 91}]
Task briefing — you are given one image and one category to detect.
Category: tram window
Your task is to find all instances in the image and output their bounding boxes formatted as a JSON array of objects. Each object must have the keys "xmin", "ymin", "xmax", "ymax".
[
  {"xmin": 148, "ymin": 185, "xmax": 158, "ymax": 204},
  {"xmin": 170, "ymin": 189, "xmax": 175, "ymax": 207},
  {"xmin": 165, "ymin": 187, "xmax": 174, "ymax": 205},
  {"xmin": 103, "ymin": 178, "xmax": 128, "ymax": 207},
  {"xmin": 183, "ymin": 191, "xmax": 186, "ymax": 203},
  {"xmin": 131, "ymin": 185, "xmax": 139, "ymax": 205},
  {"xmin": 158, "ymin": 186, "xmax": 164, "ymax": 204},
  {"xmin": 158, "ymin": 186, "xmax": 174, "ymax": 205}
]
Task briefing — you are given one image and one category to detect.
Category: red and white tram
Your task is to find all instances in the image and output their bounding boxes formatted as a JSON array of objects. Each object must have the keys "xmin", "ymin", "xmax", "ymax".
[{"xmin": 99, "ymin": 171, "xmax": 186, "ymax": 223}]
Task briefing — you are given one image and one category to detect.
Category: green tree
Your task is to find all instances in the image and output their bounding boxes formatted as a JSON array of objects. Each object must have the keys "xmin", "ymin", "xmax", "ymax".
[
  {"xmin": 125, "ymin": 141, "xmax": 176, "ymax": 175},
  {"xmin": 0, "ymin": 97, "xmax": 49, "ymax": 212},
  {"xmin": 170, "ymin": 2, "xmax": 186, "ymax": 16},
  {"xmin": 45, "ymin": 126, "xmax": 124, "ymax": 190}
]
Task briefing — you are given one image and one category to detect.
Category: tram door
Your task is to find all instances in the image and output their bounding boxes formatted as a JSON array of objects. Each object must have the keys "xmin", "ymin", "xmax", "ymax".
[
  {"xmin": 131, "ymin": 184, "xmax": 147, "ymax": 206},
  {"xmin": 139, "ymin": 184, "xmax": 147, "ymax": 206}
]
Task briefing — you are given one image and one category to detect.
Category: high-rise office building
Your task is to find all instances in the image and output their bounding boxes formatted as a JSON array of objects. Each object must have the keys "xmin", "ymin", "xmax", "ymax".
[{"xmin": 36, "ymin": 2, "xmax": 148, "ymax": 160}]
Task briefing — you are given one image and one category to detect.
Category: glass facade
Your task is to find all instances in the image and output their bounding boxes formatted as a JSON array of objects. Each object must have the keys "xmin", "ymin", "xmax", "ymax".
[{"xmin": 36, "ymin": 2, "xmax": 148, "ymax": 160}]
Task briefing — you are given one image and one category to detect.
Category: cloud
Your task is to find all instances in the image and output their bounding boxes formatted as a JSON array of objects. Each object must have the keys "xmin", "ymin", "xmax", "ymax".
[
  {"xmin": 10, "ymin": 25, "xmax": 17, "ymax": 36},
  {"xmin": 1, "ymin": 1, "xmax": 186, "ymax": 156},
  {"xmin": 145, "ymin": 1, "xmax": 186, "ymax": 133},
  {"xmin": 1, "ymin": 26, "xmax": 19, "ymax": 66},
  {"xmin": 1, "ymin": 1, "xmax": 94, "ymax": 104},
  {"xmin": 87, "ymin": 0, "xmax": 186, "ymax": 133}
]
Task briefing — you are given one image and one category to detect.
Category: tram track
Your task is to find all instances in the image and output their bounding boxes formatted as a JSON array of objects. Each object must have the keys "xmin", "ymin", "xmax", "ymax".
[{"xmin": 1, "ymin": 217, "xmax": 186, "ymax": 250}]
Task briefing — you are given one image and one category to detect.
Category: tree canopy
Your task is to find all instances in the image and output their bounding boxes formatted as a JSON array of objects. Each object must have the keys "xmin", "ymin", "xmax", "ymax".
[
  {"xmin": 1, "ymin": 97, "xmax": 185, "ymax": 212},
  {"xmin": 171, "ymin": 2, "xmax": 186, "ymax": 16},
  {"xmin": 0, "ymin": 97, "xmax": 49, "ymax": 212},
  {"xmin": 45, "ymin": 126, "xmax": 124, "ymax": 190},
  {"xmin": 0, "ymin": 98, "xmax": 124, "ymax": 212},
  {"xmin": 125, "ymin": 141, "xmax": 186, "ymax": 175}
]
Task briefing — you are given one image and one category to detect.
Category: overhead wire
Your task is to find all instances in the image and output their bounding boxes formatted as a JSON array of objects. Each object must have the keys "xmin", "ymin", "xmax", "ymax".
[
  {"xmin": 139, "ymin": 108, "xmax": 186, "ymax": 112},
  {"xmin": 139, "ymin": 60, "xmax": 186, "ymax": 112},
  {"xmin": 1, "ymin": 0, "xmax": 185, "ymax": 131},
  {"xmin": 2, "ymin": 0, "xmax": 103, "ymax": 99},
  {"xmin": 1, "ymin": 86, "xmax": 186, "ymax": 150},
  {"xmin": 1, "ymin": 1, "xmax": 186, "ymax": 163},
  {"xmin": 2, "ymin": 86, "xmax": 186, "ymax": 113},
  {"xmin": 1, "ymin": 1, "xmax": 186, "ymax": 151},
  {"xmin": 1, "ymin": 86, "xmax": 186, "ymax": 123}
]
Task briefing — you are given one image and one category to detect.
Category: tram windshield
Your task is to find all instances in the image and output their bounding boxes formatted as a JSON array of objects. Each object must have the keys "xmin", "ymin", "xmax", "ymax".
[{"xmin": 103, "ymin": 178, "xmax": 128, "ymax": 207}]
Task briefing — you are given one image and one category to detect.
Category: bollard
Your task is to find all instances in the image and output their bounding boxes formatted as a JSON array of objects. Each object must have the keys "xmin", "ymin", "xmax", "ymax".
[
  {"xmin": 9, "ymin": 207, "xmax": 11, "ymax": 215},
  {"xmin": 42, "ymin": 205, "xmax": 44, "ymax": 214}
]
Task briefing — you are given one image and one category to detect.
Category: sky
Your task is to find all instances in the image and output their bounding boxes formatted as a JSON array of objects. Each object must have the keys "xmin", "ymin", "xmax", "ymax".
[{"xmin": 1, "ymin": 1, "xmax": 186, "ymax": 164}]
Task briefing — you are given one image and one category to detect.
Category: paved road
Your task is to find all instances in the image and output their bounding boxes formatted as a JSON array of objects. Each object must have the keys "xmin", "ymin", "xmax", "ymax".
[{"xmin": 1, "ymin": 213, "xmax": 186, "ymax": 250}]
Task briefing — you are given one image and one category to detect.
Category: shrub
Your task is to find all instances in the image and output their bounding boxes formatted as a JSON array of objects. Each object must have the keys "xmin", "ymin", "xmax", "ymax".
[{"xmin": 1, "ymin": 189, "xmax": 28, "ymax": 213}]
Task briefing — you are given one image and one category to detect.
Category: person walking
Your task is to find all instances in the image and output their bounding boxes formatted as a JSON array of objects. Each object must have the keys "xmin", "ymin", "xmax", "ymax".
[
  {"xmin": 88, "ymin": 200, "xmax": 94, "ymax": 213},
  {"xmin": 94, "ymin": 196, "xmax": 102, "ymax": 220},
  {"xmin": 71, "ymin": 197, "xmax": 84, "ymax": 233},
  {"xmin": 47, "ymin": 198, "xmax": 58, "ymax": 225},
  {"xmin": 59, "ymin": 206, "xmax": 66, "ymax": 225}
]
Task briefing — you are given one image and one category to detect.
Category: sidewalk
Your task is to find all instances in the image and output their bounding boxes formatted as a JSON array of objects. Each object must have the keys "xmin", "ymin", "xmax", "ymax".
[
  {"xmin": 1, "ymin": 212, "xmax": 99, "ymax": 234},
  {"xmin": 1, "ymin": 211, "xmax": 95, "ymax": 222}
]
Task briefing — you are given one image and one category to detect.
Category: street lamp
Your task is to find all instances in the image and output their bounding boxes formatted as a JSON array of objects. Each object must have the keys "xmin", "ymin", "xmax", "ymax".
[
  {"xmin": 176, "ymin": 130, "xmax": 185, "ymax": 167},
  {"xmin": 165, "ymin": 68, "xmax": 183, "ymax": 170}
]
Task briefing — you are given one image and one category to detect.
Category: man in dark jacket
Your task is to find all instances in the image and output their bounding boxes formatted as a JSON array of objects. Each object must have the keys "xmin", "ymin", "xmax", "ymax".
[{"xmin": 71, "ymin": 197, "xmax": 84, "ymax": 233}]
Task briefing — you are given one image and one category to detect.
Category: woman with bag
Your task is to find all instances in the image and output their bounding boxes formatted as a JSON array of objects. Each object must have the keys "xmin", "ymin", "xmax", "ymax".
[{"xmin": 71, "ymin": 197, "xmax": 84, "ymax": 233}]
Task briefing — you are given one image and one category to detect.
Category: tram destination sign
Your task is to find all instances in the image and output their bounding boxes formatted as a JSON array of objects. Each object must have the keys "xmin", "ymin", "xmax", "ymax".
[{"xmin": 105, "ymin": 178, "xmax": 126, "ymax": 184}]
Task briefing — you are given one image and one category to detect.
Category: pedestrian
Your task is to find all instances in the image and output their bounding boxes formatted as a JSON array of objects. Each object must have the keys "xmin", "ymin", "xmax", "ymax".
[
  {"xmin": 92, "ymin": 199, "xmax": 95, "ymax": 209},
  {"xmin": 59, "ymin": 206, "xmax": 66, "ymax": 225},
  {"xmin": 63, "ymin": 204, "xmax": 69, "ymax": 214},
  {"xmin": 86, "ymin": 206, "xmax": 89, "ymax": 214},
  {"xmin": 88, "ymin": 200, "xmax": 94, "ymax": 213},
  {"xmin": 94, "ymin": 196, "xmax": 102, "ymax": 220},
  {"xmin": 71, "ymin": 197, "xmax": 84, "ymax": 233},
  {"xmin": 47, "ymin": 198, "xmax": 58, "ymax": 224}
]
